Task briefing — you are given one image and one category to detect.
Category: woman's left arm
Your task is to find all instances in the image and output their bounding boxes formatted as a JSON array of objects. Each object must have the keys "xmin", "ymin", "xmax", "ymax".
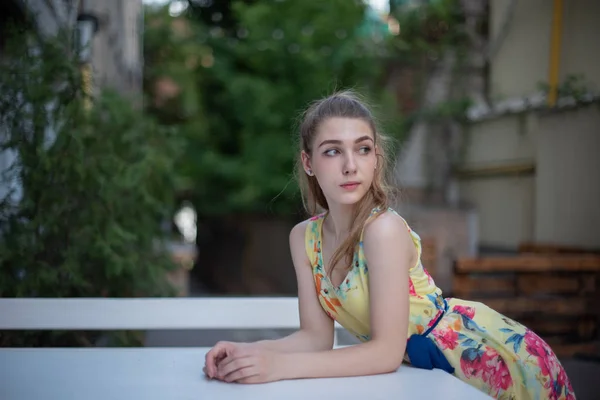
[{"xmin": 279, "ymin": 213, "xmax": 416, "ymax": 380}]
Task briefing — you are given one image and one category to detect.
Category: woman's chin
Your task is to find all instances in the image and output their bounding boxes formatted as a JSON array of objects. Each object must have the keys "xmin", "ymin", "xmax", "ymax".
[{"xmin": 330, "ymin": 191, "xmax": 366, "ymax": 206}]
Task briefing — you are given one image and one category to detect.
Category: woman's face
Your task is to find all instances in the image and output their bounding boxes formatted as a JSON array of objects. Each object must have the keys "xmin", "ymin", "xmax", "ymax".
[{"xmin": 302, "ymin": 117, "xmax": 377, "ymax": 207}]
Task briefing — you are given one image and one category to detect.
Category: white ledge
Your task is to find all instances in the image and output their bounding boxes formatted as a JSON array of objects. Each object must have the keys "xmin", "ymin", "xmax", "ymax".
[{"xmin": 0, "ymin": 297, "xmax": 309, "ymax": 330}]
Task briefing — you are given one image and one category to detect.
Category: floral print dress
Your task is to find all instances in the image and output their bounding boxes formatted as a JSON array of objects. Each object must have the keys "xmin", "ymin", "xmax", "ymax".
[{"xmin": 306, "ymin": 208, "xmax": 575, "ymax": 400}]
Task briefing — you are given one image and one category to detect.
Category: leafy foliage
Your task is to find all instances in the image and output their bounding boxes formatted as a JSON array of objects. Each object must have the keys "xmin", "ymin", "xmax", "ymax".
[
  {"xmin": 386, "ymin": 0, "xmax": 471, "ymax": 120},
  {"xmin": 0, "ymin": 30, "xmax": 181, "ymax": 345},
  {"xmin": 390, "ymin": 0, "xmax": 467, "ymax": 57},
  {"xmin": 144, "ymin": 1, "xmax": 402, "ymax": 216}
]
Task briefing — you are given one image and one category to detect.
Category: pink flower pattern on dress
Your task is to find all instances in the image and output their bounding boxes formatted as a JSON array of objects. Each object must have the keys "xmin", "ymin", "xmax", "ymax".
[
  {"xmin": 307, "ymin": 207, "xmax": 575, "ymax": 399},
  {"xmin": 459, "ymin": 345, "xmax": 513, "ymax": 396},
  {"xmin": 433, "ymin": 327, "xmax": 459, "ymax": 350},
  {"xmin": 423, "ymin": 266, "xmax": 435, "ymax": 286},
  {"xmin": 448, "ymin": 306, "xmax": 574, "ymax": 399},
  {"xmin": 523, "ymin": 330, "xmax": 575, "ymax": 399},
  {"xmin": 452, "ymin": 305, "xmax": 475, "ymax": 319},
  {"xmin": 408, "ymin": 278, "xmax": 417, "ymax": 296}
]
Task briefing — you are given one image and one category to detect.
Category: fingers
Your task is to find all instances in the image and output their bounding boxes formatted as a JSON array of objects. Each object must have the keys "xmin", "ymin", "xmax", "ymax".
[
  {"xmin": 204, "ymin": 342, "xmax": 256, "ymax": 381},
  {"xmin": 204, "ymin": 343, "xmax": 229, "ymax": 378},
  {"xmin": 223, "ymin": 365, "xmax": 259, "ymax": 383},
  {"xmin": 204, "ymin": 351, "xmax": 219, "ymax": 378},
  {"xmin": 218, "ymin": 355, "xmax": 254, "ymax": 380},
  {"xmin": 218, "ymin": 344, "xmax": 252, "ymax": 368},
  {"xmin": 204, "ymin": 341, "xmax": 247, "ymax": 378}
]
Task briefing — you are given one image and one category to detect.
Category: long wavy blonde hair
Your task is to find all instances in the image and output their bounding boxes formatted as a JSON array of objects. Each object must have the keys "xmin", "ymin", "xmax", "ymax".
[{"xmin": 296, "ymin": 89, "xmax": 396, "ymax": 274}]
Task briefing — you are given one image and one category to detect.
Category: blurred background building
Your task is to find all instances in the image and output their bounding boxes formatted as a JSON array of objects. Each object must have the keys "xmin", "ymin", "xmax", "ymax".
[{"xmin": 458, "ymin": 0, "xmax": 600, "ymax": 253}]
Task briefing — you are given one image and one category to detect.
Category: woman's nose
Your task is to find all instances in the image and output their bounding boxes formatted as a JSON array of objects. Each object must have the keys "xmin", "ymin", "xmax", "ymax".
[{"xmin": 343, "ymin": 155, "xmax": 357, "ymax": 175}]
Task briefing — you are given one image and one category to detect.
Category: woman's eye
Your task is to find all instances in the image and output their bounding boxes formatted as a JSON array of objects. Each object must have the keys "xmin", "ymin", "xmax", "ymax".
[
  {"xmin": 358, "ymin": 146, "xmax": 372, "ymax": 154},
  {"xmin": 324, "ymin": 149, "xmax": 339, "ymax": 156}
]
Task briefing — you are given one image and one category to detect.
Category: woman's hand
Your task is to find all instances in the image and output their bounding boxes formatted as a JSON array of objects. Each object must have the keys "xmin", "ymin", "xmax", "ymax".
[
  {"xmin": 216, "ymin": 345, "xmax": 287, "ymax": 384},
  {"xmin": 203, "ymin": 341, "xmax": 250, "ymax": 379}
]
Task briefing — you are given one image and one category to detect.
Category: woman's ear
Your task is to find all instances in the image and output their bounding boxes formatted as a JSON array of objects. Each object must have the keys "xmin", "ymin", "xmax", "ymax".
[{"xmin": 301, "ymin": 150, "xmax": 313, "ymax": 176}]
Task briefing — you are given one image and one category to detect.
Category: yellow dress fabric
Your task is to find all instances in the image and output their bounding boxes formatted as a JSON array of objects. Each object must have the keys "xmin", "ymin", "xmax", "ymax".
[{"xmin": 306, "ymin": 207, "xmax": 575, "ymax": 400}]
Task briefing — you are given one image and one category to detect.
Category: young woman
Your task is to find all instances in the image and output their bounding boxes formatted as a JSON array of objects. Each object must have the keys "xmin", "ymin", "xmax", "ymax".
[{"xmin": 203, "ymin": 90, "xmax": 575, "ymax": 399}]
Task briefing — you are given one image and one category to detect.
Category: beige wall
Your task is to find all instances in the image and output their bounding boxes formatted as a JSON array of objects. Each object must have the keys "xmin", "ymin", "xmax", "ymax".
[
  {"xmin": 490, "ymin": 0, "xmax": 600, "ymax": 100},
  {"xmin": 489, "ymin": 0, "xmax": 552, "ymax": 99},
  {"xmin": 460, "ymin": 175, "xmax": 535, "ymax": 249},
  {"xmin": 458, "ymin": 115, "xmax": 538, "ymax": 249},
  {"xmin": 559, "ymin": 1, "xmax": 600, "ymax": 91},
  {"xmin": 463, "ymin": 114, "xmax": 537, "ymax": 167},
  {"xmin": 82, "ymin": 0, "xmax": 143, "ymax": 95},
  {"xmin": 459, "ymin": 0, "xmax": 600, "ymax": 250},
  {"xmin": 459, "ymin": 106, "xmax": 600, "ymax": 250},
  {"xmin": 459, "ymin": 114, "xmax": 537, "ymax": 249},
  {"xmin": 535, "ymin": 106, "xmax": 600, "ymax": 249}
]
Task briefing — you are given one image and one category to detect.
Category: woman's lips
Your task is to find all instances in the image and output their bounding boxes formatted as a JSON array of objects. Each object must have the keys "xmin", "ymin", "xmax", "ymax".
[{"xmin": 340, "ymin": 182, "xmax": 360, "ymax": 191}]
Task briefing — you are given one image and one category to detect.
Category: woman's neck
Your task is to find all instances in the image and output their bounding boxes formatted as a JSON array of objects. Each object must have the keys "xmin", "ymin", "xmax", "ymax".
[{"xmin": 324, "ymin": 203, "xmax": 355, "ymax": 242}]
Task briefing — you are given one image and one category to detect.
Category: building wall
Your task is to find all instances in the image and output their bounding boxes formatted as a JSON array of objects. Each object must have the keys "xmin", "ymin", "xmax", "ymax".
[
  {"xmin": 458, "ymin": 0, "xmax": 600, "ymax": 251},
  {"xmin": 535, "ymin": 106, "xmax": 600, "ymax": 249},
  {"xmin": 81, "ymin": 0, "xmax": 143, "ymax": 95},
  {"xmin": 19, "ymin": 0, "xmax": 78, "ymax": 36},
  {"xmin": 462, "ymin": 114, "xmax": 538, "ymax": 167},
  {"xmin": 458, "ymin": 114, "xmax": 537, "ymax": 249},
  {"xmin": 489, "ymin": 0, "xmax": 553, "ymax": 99},
  {"xmin": 459, "ymin": 175, "xmax": 535, "ymax": 249},
  {"xmin": 459, "ymin": 105, "xmax": 600, "ymax": 250},
  {"xmin": 490, "ymin": 0, "xmax": 600, "ymax": 100},
  {"xmin": 559, "ymin": 0, "xmax": 600, "ymax": 92},
  {"xmin": 6, "ymin": 1, "xmax": 142, "ymax": 96}
]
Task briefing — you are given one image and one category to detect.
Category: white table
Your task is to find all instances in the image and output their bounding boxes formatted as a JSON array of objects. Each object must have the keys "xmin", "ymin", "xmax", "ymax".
[{"xmin": 0, "ymin": 347, "xmax": 492, "ymax": 400}]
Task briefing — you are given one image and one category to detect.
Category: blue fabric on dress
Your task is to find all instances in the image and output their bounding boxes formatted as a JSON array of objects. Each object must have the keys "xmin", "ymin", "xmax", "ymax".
[
  {"xmin": 406, "ymin": 334, "xmax": 455, "ymax": 373},
  {"xmin": 406, "ymin": 298, "xmax": 455, "ymax": 374}
]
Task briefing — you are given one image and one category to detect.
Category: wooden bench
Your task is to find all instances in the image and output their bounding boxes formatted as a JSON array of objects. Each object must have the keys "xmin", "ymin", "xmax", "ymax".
[
  {"xmin": 518, "ymin": 242, "xmax": 600, "ymax": 255},
  {"xmin": 452, "ymin": 255, "xmax": 600, "ymax": 358},
  {"xmin": 0, "ymin": 297, "xmax": 342, "ymax": 346}
]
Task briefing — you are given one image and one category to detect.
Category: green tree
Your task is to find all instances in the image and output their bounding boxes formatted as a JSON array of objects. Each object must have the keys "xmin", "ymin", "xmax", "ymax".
[
  {"xmin": 144, "ymin": 1, "xmax": 402, "ymax": 217},
  {"xmin": 0, "ymin": 30, "xmax": 181, "ymax": 346}
]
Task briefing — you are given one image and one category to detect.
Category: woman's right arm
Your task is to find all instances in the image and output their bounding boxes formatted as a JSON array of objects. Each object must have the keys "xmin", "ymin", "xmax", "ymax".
[
  {"xmin": 203, "ymin": 220, "xmax": 334, "ymax": 378},
  {"xmin": 252, "ymin": 220, "xmax": 334, "ymax": 353}
]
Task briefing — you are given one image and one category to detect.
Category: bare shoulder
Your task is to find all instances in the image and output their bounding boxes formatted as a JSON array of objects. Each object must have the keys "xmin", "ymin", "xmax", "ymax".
[
  {"xmin": 288, "ymin": 218, "xmax": 313, "ymax": 270},
  {"xmin": 362, "ymin": 210, "xmax": 416, "ymax": 267},
  {"xmin": 363, "ymin": 209, "xmax": 410, "ymax": 241},
  {"xmin": 289, "ymin": 218, "xmax": 311, "ymax": 244}
]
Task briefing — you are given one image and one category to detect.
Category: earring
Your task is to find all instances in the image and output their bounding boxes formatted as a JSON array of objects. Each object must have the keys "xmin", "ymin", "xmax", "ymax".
[{"xmin": 307, "ymin": 170, "xmax": 313, "ymax": 176}]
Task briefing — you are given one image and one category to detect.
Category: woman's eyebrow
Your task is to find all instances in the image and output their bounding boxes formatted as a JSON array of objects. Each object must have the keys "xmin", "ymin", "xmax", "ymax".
[{"xmin": 318, "ymin": 136, "xmax": 373, "ymax": 148}]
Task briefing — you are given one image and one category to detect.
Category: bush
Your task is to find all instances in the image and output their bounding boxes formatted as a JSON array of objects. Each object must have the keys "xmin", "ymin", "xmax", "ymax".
[{"xmin": 0, "ymin": 30, "xmax": 182, "ymax": 346}]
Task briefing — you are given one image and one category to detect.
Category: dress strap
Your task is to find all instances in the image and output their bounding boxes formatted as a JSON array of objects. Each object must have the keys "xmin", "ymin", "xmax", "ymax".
[
  {"xmin": 359, "ymin": 207, "xmax": 387, "ymax": 242},
  {"xmin": 305, "ymin": 213, "xmax": 325, "ymax": 268}
]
